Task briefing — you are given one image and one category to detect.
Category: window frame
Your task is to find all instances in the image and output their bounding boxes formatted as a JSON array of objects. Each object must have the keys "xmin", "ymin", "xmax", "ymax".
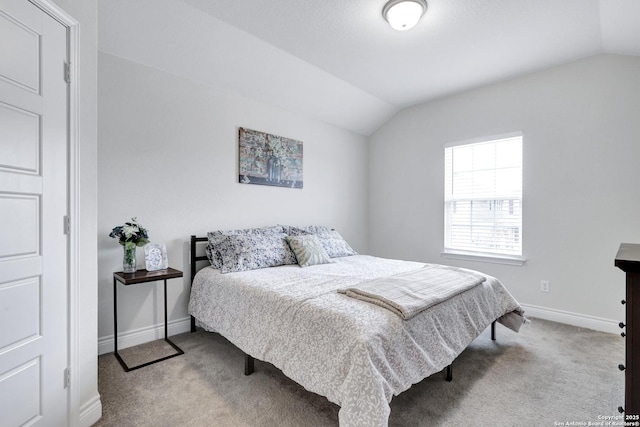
[{"xmin": 441, "ymin": 132, "xmax": 526, "ymax": 266}]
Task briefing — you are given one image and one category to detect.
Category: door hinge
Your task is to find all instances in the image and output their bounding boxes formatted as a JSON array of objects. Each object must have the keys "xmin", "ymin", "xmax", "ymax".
[
  {"xmin": 64, "ymin": 215, "xmax": 71, "ymax": 235},
  {"xmin": 64, "ymin": 367, "xmax": 71, "ymax": 389},
  {"xmin": 64, "ymin": 61, "xmax": 71, "ymax": 83}
]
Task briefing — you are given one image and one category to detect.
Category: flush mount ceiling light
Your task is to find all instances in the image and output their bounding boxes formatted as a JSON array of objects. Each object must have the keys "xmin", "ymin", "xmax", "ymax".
[{"xmin": 382, "ymin": 0, "xmax": 427, "ymax": 31}]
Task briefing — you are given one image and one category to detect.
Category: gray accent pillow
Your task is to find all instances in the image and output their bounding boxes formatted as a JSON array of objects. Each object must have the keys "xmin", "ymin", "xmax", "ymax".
[
  {"xmin": 286, "ymin": 235, "xmax": 332, "ymax": 267},
  {"xmin": 287, "ymin": 225, "xmax": 357, "ymax": 258}
]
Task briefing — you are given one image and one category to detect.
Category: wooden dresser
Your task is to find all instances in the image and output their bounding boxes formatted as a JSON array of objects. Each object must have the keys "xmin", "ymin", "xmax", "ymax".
[{"xmin": 615, "ymin": 243, "xmax": 640, "ymax": 418}]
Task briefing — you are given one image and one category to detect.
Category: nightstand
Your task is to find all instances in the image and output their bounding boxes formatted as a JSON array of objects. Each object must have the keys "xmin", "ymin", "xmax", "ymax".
[{"xmin": 113, "ymin": 267, "xmax": 184, "ymax": 371}]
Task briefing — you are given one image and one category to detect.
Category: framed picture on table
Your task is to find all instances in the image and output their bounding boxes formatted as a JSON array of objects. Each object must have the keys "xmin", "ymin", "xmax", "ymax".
[{"xmin": 144, "ymin": 243, "xmax": 168, "ymax": 271}]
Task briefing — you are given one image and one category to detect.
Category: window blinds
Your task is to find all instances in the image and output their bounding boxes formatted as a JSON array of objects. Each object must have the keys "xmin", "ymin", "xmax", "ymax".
[{"xmin": 444, "ymin": 135, "xmax": 523, "ymax": 256}]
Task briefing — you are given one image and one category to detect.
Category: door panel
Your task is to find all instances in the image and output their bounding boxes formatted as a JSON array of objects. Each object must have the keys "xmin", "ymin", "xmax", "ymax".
[
  {"xmin": 0, "ymin": 102, "xmax": 40, "ymax": 173},
  {"xmin": 1, "ymin": 359, "xmax": 41, "ymax": 427},
  {"xmin": 0, "ymin": 1, "xmax": 68, "ymax": 425},
  {"xmin": 0, "ymin": 277, "xmax": 40, "ymax": 350},
  {"xmin": 0, "ymin": 2, "xmax": 40, "ymax": 93},
  {"xmin": 0, "ymin": 195, "xmax": 39, "ymax": 258}
]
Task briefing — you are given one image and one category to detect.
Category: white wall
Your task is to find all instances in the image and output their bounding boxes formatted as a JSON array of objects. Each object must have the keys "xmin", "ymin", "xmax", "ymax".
[
  {"xmin": 97, "ymin": 53, "xmax": 369, "ymax": 349},
  {"xmin": 49, "ymin": 0, "xmax": 100, "ymax": 425},
  {"xmin": 369, "ymin": 54, "xmax": 640, "ymax": 332}
]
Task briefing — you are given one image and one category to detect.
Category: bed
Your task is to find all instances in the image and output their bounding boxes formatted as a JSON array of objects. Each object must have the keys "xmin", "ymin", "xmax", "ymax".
[{"xmin": 187, "ymin": 226, "xmax": 525, "ymax": 427}]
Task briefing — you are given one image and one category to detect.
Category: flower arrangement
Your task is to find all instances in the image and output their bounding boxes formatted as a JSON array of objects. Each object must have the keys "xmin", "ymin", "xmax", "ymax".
[
  {"xmin": 109, "ymin": 217, "xmax": 149, "ymax": 249},
  {"xmin": 109, "ymin": 218, "xmax": 149, "ymax": 272}
]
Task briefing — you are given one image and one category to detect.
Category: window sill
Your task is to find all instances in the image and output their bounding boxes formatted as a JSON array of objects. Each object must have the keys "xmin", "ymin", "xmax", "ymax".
[{"xmin": 441, "ymin": 250, "xmax": 526, "ymax": 266}]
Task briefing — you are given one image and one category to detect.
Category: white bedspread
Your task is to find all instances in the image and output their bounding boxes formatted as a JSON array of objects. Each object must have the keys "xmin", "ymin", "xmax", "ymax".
[{"xmin": 188, "ymin": 255, "xmax": 524, "ymax": 427}]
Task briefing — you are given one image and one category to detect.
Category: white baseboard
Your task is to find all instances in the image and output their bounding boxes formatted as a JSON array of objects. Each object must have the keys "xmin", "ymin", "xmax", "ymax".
[
  {"xmin": 98, "ymin": 317, "xmax": 192, "ymax": 355},
  {"xmin": 79, "ymin": 394, "xmax": 102, "ymax": 427},
  {"xmin": 520, "ymin": 303, "xmax": 620, "ymax": 334}
]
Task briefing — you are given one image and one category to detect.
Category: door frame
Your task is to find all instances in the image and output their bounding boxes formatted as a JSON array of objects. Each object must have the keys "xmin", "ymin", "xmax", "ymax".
[{"xmin": 27, "ymin": 1, "xmax": 81, "ymax": 425}]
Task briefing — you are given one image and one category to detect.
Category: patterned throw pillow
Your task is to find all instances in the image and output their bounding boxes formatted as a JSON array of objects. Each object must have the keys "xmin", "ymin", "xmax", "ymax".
[
  {"xmin": 218, "ymin": 232, "xmax": 297, "ymax": 273},
  {"xmin": 207, "ymin": 226, "xmax": 285, "ymax": 269},
  {"xmin": 286, "ymin": 235, "xmax": 332, "ymax": 267},
  {"xmin": 287, "ymin": 226, "xmax": 357, "ymax": 258}
]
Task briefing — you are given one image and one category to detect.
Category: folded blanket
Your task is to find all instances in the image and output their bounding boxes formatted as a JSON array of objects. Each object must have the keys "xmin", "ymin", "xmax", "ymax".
[{"xmin": 339, "ymin": 264, "xmax": 486, "ymax": 320}]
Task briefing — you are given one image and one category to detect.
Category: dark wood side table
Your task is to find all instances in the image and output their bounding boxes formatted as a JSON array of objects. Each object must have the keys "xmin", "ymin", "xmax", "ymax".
[
  {"xmin": 615, "ymin": 243, "xmax": 640, "ymax": 418},
  {"xmin": 113, "ymin": 267, "xmax": 184, "ymax": 372}
]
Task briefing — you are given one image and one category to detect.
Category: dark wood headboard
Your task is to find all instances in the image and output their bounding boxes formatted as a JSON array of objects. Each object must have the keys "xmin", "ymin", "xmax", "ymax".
[{"xmin": 190, "ymin": 235, "xmax": 209, "ymax": 332}]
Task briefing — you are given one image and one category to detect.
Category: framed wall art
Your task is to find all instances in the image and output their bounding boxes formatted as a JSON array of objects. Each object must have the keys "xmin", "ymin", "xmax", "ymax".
[{"xmin": 238, "ymin": 127, "xmax": 303, "ymax": 189}]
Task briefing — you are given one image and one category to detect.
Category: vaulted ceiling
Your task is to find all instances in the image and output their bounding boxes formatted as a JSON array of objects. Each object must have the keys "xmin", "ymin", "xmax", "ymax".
[{"xmin": 99, "ymin": 0, "xmax": 640, "ymax": 135}]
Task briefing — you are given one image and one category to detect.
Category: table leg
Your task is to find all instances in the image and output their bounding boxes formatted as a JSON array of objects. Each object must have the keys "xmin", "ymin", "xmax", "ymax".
[
  {"xmin": 164, "ymin": 279, "xmax": 168, "ymax": 340},
  {"xmin": 113, "ymin": 278, "xmax": 129, "ymax": 371},
  {"xmin": 163, "ymin": 278, "xmax": 184, "ymax": 358},
  {"xmin": 113, "ymin": 278, "xmax": 118, "ymax": 354}
]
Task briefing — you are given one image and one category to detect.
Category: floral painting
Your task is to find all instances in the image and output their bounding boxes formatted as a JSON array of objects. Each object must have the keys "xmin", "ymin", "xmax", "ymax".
[{"xmin": 238, "ymin": 127, "xmax": 303, "ymax": 189}]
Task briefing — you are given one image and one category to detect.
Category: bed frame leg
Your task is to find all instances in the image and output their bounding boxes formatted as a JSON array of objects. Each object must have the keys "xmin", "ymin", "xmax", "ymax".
[
  {"xmin": 190, "ymin": 315, "xmax": 196, "ymax": 333},
  {"xmin": 245, "ymin": 354, "xmax": 254, "ymax": 375},
  {"xmin": 444, "ymin": 321, "xmax": 496, "ymax": 383}
]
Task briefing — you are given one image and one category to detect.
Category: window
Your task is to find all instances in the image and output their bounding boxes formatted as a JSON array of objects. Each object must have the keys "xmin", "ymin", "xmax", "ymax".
[{"xmin": 444, "ymin": 133, "xmax": 523, "ymax": 262}]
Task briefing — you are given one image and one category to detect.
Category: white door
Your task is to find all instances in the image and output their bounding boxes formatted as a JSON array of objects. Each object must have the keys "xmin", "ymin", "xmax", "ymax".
[{"xmin": 0, "ymin": 0, "xmax": 69, "ymax": 425}]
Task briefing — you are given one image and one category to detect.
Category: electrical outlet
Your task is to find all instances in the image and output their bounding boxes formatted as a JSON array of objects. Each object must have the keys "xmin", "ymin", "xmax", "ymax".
[{"xmin": 540, "ymin": 280, "xmax": 550, "ymax": 293}]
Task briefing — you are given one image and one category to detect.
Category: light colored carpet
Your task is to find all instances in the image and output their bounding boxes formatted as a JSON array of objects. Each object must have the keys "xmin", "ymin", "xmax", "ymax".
[{"xmin": 95, "ymin": 318, "xmax": 625, "ymax": 426}]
